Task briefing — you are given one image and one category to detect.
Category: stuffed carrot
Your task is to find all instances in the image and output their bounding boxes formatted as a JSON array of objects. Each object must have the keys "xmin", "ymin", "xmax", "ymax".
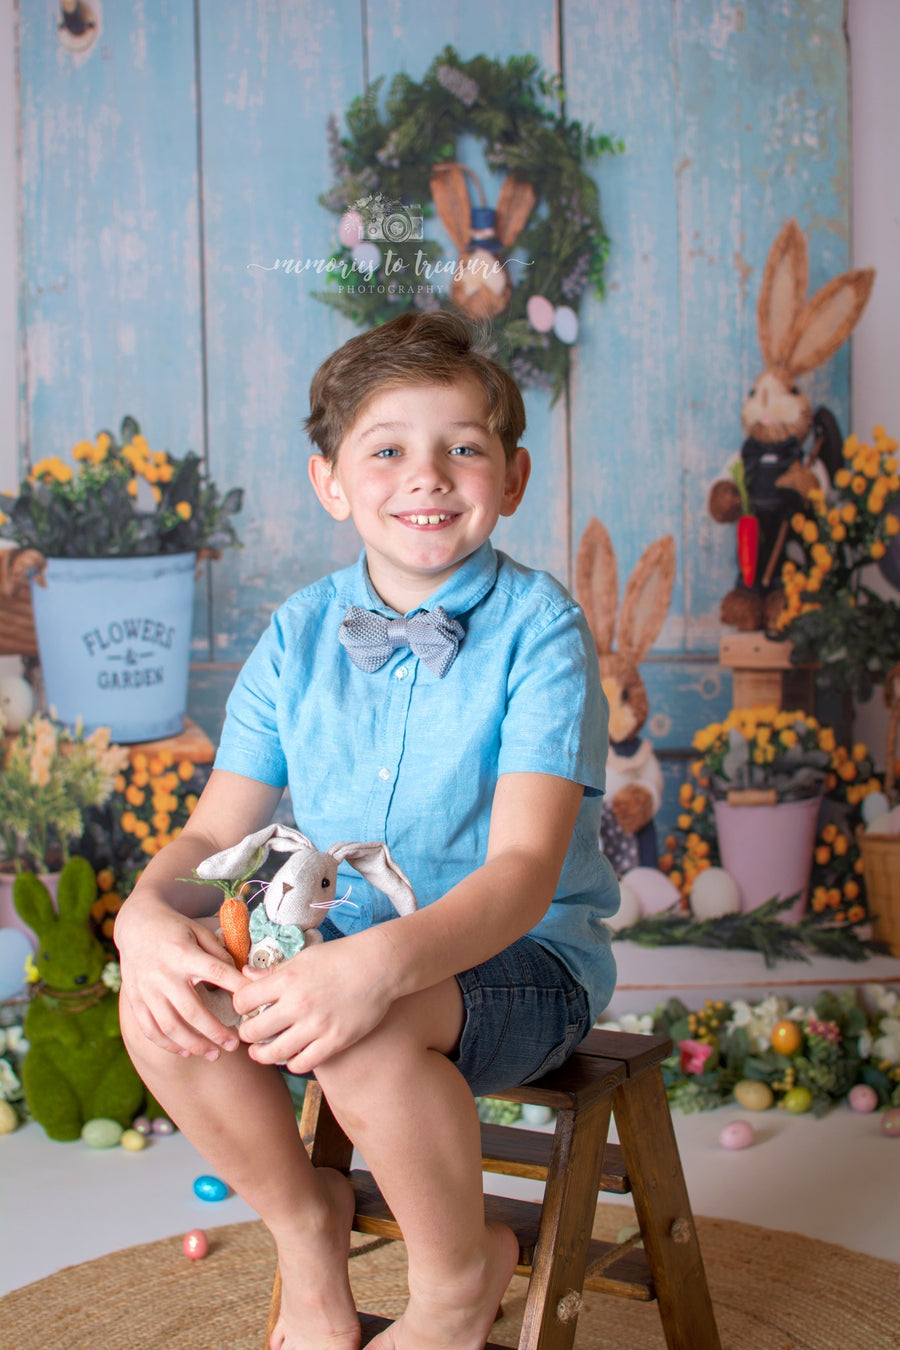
[
  {"xmin": 730, "ymin": 461, "xmax": 759, "ymax": 587},
  {"xmin": 218, "ymin": 894, "xmax": 251, "ymax": 969}
]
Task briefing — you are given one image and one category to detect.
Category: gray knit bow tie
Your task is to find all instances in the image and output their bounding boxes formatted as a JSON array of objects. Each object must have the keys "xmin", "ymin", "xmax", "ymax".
[{"xmin": 339, "ymin": 605, "xmax": 465, "ymax": 678}]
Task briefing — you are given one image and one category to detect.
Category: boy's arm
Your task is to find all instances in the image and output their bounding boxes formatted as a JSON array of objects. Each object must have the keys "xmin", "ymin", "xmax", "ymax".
[
  {"xmin": 235, "ymin": 771, "xmax": 583, "ymax": 1071},
  {"xmin": 115, "ymin": 768, "xmax": 284, "ymax": 1058}
]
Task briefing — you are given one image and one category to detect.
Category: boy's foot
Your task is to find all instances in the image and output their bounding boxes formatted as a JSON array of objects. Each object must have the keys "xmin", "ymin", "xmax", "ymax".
[
  {"xmin": 368, "ymin": 1221, "xmax": 519, "ymax": 1350},
  {"xmin": 267, "ymin": 1167, "xmax": 361, "ymax": 1350}
]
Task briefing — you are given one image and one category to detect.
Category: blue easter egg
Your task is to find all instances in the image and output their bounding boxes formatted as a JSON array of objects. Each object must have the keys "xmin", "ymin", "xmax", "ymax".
[
  {"xmin": 0, "ymin": 928, "xmax": 34, "ymax": 999},
  {"xmin": 193, "ymin": 1174, "xmax": 229, "ymax": 1202}
]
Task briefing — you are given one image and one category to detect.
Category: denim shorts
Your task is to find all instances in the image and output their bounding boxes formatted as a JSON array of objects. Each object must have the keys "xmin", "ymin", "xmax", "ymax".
[
  {"xmin": 450, "ymin": 936, "xmax": 592, "ymax": 1097},
  {"xmin": 285, "ymin": 922, "xmax": 591, "ymax": 1098}
]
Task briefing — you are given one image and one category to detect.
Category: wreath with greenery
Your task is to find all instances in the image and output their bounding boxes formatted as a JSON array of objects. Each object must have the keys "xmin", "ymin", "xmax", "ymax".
[{"xmin": 317, "ymin": 47, "xmax": 622, "ymax": 401}]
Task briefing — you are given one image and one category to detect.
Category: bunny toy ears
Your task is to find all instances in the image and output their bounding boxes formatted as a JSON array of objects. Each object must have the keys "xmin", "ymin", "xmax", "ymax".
[
  {"xmin": 576, "ymin": 517, "xmax": 676, "ymax": 670},
  {"xmin": 430, "ymin": 162, "xmax": 535, "ymax": 320},
  {"xmin": 756, "ymin": 218, "xmax": 874, "ymax": 379}
]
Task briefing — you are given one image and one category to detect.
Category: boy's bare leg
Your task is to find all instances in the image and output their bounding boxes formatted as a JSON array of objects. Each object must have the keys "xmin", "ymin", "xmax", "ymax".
[
  {"xmin": 313, "ymin": 978, "xmax": 519, "ymax": 1350},
  {"xmin": 118, "ymin": 998, "xmax": 360, "ymax": 1350}
]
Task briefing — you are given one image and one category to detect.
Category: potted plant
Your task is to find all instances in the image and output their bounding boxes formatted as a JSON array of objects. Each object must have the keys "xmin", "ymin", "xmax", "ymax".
[
  {"xmin": 690, "ymin": 705, "xmax": 832, "ymax": 918},
  {"xmin": 0, "ymin": 709, "xmax": 128, "ymax": 940},
  {"xmin": 0, "ymin": 417, "xmax": 243, "ymax": 743}
]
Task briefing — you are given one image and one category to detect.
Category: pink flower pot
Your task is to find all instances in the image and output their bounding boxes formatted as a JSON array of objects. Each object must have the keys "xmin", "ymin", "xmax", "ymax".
[{"xmin": 712, "ymin": 796, "xmax": 822, "ymax": 921}]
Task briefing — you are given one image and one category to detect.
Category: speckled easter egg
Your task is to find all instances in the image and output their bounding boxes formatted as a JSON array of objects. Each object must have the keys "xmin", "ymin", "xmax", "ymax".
[
  {"xmin": 689, "ymin": 868, "xmax": 741, "ymax": 921},
  {"xmin": 193, "ymin": 1174, "xmax": 229, "ymax": 1202},
  {"xmin": 82, "ymin": 1118, "xmax": 124, "ymax": 1149},
  {"xmin": 848, "ymin": 1084, "xmax": 879, "ymax": 1114},
  {"xmin": 782, "ymin": 1087, "xmax": 813, "ymax": 1115},
  {"xmin": 183, "ymin": 1228, "xmax": 210, "ymax": 1259},
  {"xmin": 0, "ymin": 1100, "xmax": 19, "ymax": 1134},
  {"xmin": 733, "ymin": 1080, "xmax": 774, "ymax": 1112},
  {"xmin": 881, "ymin": 1107, "xmax": 900, "ymax": 1138},
  {"xmin": 120, "ymin": 1128, "xmax": 148, "ymax": 1151},
  {"xmin": 719, "ymin": 1120, "xmax": 755, "ymax": 1150}
]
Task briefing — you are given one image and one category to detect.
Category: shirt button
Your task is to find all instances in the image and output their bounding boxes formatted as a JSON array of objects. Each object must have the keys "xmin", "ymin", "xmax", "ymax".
[
  {"xmin": 378, "ymin": 767, "xmax": 391, "ymax": 781},
  {"xmin": 394, "ymin": 665, "xmax": 409, "ymax": 680}
]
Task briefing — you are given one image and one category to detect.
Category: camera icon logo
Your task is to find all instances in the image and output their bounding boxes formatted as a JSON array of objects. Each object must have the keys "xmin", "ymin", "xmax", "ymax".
[{"xmin": 354, "ymin": 193, "xmax": 424, "ymax": 244}]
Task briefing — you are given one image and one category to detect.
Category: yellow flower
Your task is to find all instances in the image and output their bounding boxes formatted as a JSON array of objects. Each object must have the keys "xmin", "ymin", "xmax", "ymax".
[
  {"xmin": 175, "ymin": 500, "xmax": 192, "ymax": 521},
  {"xmin": 178, "ymin": 759, "xmax": 195, "ymax": 780},
  {"xmin": 677, "ymin": 813, "xmax": 693, "ymax": 830},
  {"xmin": 830, "ymin": 522, "xmax": 847, "ymax": 543},
  {"xmin": 843, "ymin": 880, "xmax": 860, "ymax": 901},
  {"xmin": 791, "ymin": 512, "xmax": 807, "ymax": 532},
  {"xmin": 852, "ymin": 743, "xmax": 867, "ymax": 762},
  {"xmin": 802, "ymin": 520, "xmax": 819, "ymax": 544},
  {"xmin": 691, "ymin": 795, "xmax": 707, "ymax": 813},
  {"xmin": 815, "ymin": 846, "xmax": 831, "ymax": 866},
  {"xmin": 97, "ymin": 868, "xmax": 116, "ymax": 892},
  {"xmin": 841, "ymin": 502, "xmax": 857, "ymax": 524},
  {"xmin": 72, "ymin": 440, "xmax": 96, "ymax": 461},
  {"xmin": 125, "ymin": 784, "xmax": 145, "ymax": 806},
  {"xmin": 780, "ymin": 728, "xmax": 798, "ymax": 748},
  {"xmin": 833, "ymin": 834, "xmax": 849, "ymax": 856},
  {"xmin": 127, "ymin": 477, "xmax": 139, "ymax": 498},
  {"xmin": 679, "ymin": 782, "xmax": 694, "ymax": 806},
  {"xmin": 821, "ymin": 823, "xmax": 837, "ymax": 843},
  {"xmin": 834, "ymin": 468, "xmax": 852, "ymax": 488},
  {"xmin": 886, "ymin": 514, "xmax": 899, "ymax": 537},
  {"xmin": 871, "ymin": 541, "xmax": 886, "ymax": 560},
  {"xmin": 851, "ymin": 475, "xmax": 867, "ymax": 495},
  {"xmin": 96, "ymin": 431, "xmax": 111, "ymax": 454},
  {"xmin": 818, "ymin": 727, "xmax": 836, "ymax": 752}
]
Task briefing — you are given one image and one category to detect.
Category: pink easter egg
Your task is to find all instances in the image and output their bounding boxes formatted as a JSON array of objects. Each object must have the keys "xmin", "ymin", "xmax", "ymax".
[
  {"xmin": 621, "ymin": 866, "xmax": 681, "ymax": 916},
  {"xmin": 719, "ymin": 1120, "xmax": 755, "ymax": 1151},
  {"xmin": 526, "ymin": 295, "xmax": 556, "ymax": 333},
  {"xmin": 338, "ymin": 210, "xmax": 364, "ymax": 247},
  {"xmin": 183, "ymin": 1229, "xmax": 209, "ymax": 1260},
  {"xmin": 882, "ymin": 1107, "xmax": 900, "ymax": 1138},
  {"xmin": 848, "ymin": 1084, "xmax": 878, "ymax": 1114}
]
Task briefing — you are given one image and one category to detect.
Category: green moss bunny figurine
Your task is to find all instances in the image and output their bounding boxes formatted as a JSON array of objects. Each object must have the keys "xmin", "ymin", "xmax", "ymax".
[{"xmin": 14, "ymin": 857, "xmax": 145, "ymax": 1141}]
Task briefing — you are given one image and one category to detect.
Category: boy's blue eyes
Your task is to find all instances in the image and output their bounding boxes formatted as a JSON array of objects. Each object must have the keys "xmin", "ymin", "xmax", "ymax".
[{"xmin": 374, "ymin": 445, "xmax": 479, "ymax": 458}]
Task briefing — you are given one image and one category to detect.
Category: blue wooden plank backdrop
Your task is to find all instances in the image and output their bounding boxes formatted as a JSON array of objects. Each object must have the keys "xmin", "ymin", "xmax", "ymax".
[{"xmin": 15, "ymin": 0, "xmax": 852, "ymax": 829}]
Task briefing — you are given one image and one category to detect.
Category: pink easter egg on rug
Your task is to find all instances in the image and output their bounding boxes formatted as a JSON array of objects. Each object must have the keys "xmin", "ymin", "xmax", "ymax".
[
  {"xmin": 183, "ymin": 1229, "xmax": 209, "ymax": 1260},
  {"xmin": 338, "ymin": 210, "xmax": 364, "ymax": 247},
  {"xmin": 620, "ymin": 867, "xmax": 681, "ymax": 916},
  {"xmin": 526, "ymin": 295, "xmax": 556, "ymax": 333},
  {"xmin": 719, "ymin": 1120, "xmax": 755, "ymax": 1150},
  {"xmin": 848, "ymin": 1084, "xmax": 878, "ymax": 1114}
]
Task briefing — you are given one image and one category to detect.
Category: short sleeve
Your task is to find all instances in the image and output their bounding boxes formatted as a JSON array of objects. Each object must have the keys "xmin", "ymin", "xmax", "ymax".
[
  {"xmin": 214, "ymin": 615, "xmax": 289, "ymax": 788},
  {"xmin": 497, "ymin": 604, "xmax": 607, "ymax": 794}
]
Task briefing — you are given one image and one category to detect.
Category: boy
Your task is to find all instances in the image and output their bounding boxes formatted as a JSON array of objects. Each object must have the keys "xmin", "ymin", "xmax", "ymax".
[{"xmin": 116, "ymin": 311, "xmax": 619, "ymax": 1350}]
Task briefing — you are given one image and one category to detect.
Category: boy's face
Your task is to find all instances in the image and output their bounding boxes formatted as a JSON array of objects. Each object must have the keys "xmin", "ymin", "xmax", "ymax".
[{"xmin": 309, "ymin": 377, "xmax": 530, "ymax": 611}]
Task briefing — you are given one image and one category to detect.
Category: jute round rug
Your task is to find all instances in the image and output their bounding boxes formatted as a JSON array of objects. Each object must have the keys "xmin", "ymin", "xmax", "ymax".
[{"xmin": 3, "ymin": 1203, "xmax": 897, "ymax": 1349}]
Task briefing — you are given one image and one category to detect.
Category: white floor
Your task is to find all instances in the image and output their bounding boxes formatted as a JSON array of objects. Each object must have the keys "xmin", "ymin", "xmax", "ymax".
[{"xmin": 1, "ymin": 1093, "xmax": 898, "ymax": 1299}]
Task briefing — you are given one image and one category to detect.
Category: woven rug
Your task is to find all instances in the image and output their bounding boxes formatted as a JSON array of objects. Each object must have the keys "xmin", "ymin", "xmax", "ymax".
[{"xmin": 3, "ymin": 1203, "xmax": 897, "ymax": 1349}]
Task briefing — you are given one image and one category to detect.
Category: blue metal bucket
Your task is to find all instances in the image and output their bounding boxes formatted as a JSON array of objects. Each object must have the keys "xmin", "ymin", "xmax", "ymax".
[{"xmin": 29, "ymin": 553, "xmax": 196, "ymax": 743}]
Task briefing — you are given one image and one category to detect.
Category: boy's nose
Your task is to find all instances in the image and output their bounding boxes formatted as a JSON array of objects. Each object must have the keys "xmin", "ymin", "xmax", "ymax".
[{"xmin": 405, "ymin": 454, "xmax": 452, "ymax": 492}]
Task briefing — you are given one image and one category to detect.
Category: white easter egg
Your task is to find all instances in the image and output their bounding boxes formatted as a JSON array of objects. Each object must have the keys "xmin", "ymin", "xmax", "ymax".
[
  {"xmin": 689, "ymin": 867, "xmax": 741, "ymax": 921},
  {"xmin": 338, "ymin": 210, "xmax": 364, "ymax": 247},
  {"xmin": 0, "ymin": 675, "xmax": 34, "ymax": 732},
  {"xmin": 352, "ymin": 241, "xmax": 382, "ymax": 276},
  {"xmin": 861, "ymin": 792, "xmax": 890, "ymax": 825},
  {"xmin": 605, "ymin": 880, "xmax": 642, "ymax": 931},
  {"xmin": 526, "ymin": 295, "xmax": 556, "ymax": 333},
  {"xmin": 552, "ymin": 305, "xmax": 579, "ymax": 345},
  {"xmin": 621, "ymin": 867, "xmax": 681, "ymax": 916}
]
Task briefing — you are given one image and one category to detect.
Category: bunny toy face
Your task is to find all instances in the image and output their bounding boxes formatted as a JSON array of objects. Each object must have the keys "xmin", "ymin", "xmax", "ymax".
[
  {"xmin": 263, "ymin": 848, "xmax": 339, "ymax": 930},
  {"xmin": 741, "ymin": 370, "xmax": 812, "ymax": 446}
]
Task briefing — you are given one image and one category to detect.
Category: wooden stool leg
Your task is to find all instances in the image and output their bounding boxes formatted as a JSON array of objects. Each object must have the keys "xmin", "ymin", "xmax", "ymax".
[
  {"xmin": 614, "ymin": 1069, "xmax": 721, "ymax": 1350},
  {"xmin": 518, "ymin": 1092, "xmax": 614, "ymax": 1350}
]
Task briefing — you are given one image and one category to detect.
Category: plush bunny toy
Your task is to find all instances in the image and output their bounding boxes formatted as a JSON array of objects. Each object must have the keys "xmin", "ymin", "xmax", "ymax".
[
  {"xmin": 193, "ymin": 824, "xmax": 418, "ymax": 1027},
  {"xmin": 429, "ymin": 162, "xmax": 535, "ymax": 320},
  {"xmin": 575, "ymin": 518, "xmax": 676, "ymax": 877},
  {"xmin": 709, "ymin": 218, "xmax": 874, "ymax": 631}
]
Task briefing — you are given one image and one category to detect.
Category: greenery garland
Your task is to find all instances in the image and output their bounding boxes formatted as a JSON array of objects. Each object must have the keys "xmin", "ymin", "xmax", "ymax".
[{"xmin": 317, "ymin": 47, "xmax": 622, "ymax": 401}]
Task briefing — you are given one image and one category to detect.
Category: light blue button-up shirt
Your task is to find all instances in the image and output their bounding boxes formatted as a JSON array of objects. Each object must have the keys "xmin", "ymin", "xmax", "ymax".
[{"xmin": 215, "ymin": 540, "xmax": 619, "ymax": 1020}]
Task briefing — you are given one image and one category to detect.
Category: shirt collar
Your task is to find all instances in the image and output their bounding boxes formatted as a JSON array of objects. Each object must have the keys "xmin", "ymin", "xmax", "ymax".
[{"xmin": 353, "ymin": 540, "xmax": 499, "ymax": 620}]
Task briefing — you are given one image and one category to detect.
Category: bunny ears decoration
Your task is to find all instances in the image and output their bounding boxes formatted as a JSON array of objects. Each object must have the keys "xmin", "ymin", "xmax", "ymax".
[
  {"xmin": 430, "ymin": 162, "xmax": 534, "ymax": 321},
  {"xmin": 756, "ymin": 219, "xmax": 874, "ymax": 378}
]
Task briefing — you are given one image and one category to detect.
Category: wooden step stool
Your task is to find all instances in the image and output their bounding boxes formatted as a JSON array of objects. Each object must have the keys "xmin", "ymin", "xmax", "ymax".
[{"xmin": 274, "ymin": 1029, "xmax": 721, "ymax": 1349}]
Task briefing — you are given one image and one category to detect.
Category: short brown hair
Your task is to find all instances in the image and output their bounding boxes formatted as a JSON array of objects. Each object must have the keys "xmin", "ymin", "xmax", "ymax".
[{"xmin": 305, "ymin": 311, "xmax": 526, "ymax": 463}]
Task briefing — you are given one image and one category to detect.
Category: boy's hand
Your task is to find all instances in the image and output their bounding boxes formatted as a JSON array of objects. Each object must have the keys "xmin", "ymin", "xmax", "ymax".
[
  {"xmin": 232, "ymin": 926, "xmax": 395, "ymax": 1073},
  {"xmin": 115, "ymin": 893, "xmax": 248, "ymax": 1060}
]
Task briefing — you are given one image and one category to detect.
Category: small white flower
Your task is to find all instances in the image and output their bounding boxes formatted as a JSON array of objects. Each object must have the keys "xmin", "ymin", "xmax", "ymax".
[
  {"xmin": 0, "ymin": 1060, "xmax": 22, "ymax": 1099},
  {"xmin": 872, "ymin": 1017, "xmax": 900, "ymax": 1066},
  {"xmin": 598, "ymin": 1013, "xmax": 654, "ymax": 1036},
  {"xmin": 101, "ymin": 961, "xmax": 122, "ymax": 992},
  {"xmin": 6, "ymin": 1026, "xmax": 28, "ymax": 1055}
]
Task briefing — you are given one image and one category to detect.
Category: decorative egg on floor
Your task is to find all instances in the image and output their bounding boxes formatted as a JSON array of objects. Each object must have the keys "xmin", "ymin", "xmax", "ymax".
[
  {"xmin": 881, "ymin": 1107, "xmax": 900, "ymax": 1138},
  {"xmin": 782, "ymin": 1087, "xmax": 813, "ymax": 1114},
  {"xmin": 151, "ymin": 1116, "xmax": 175, "ymax": 1135},
  {"xmin": 132, "ymin": 1115, "xmax": 152, "ymax": 1136},
  {"xmin": 620, "ymin": 867, "xmax": 681, "ymax": 916},
  {"xmin": 82, "ymin": 1118, "xmax": 124, "ymax": 1149},
  {"xmin": 605, "ymin": 879, "xmax": 641, "ymax": 931},
  {"xmin": 183, "ymin": 1228, "xmax": 210, "ymax": 1260},
  {"xmin": 0, "ymin": 1100, "xmax": 19, "ymax": 1134},
  {"xmin": 847, "ymin": 1084, "xmax": 878, "ymax": 1114},
  {"xmin": 193, "ymin": 1174, "xmax": 229, "ymax": 1201},
  {"xmin": 689, "ymin": 867, "xmax": 741, "ymax": 921},
  {"xmin": 552, "ymin": 304, "xmax": 579, "ymax": 344},
  {"xmin": 719, "ymin": 1119, "xmax": 755, "ymax": 1150},
  {"xmin": 733, "ymin": 1080, "xmax": 774, "ymax": 1112},
  {"xmin": 861, "ymin": 791, "xmax": 890, "ymax": 825},
  {"xmin": 120, "ymin": 1128, "xmax": 148, "ymax": 1151}
]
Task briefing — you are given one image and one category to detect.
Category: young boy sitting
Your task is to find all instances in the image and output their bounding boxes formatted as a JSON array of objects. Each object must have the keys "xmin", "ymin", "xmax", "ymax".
[{"xmin": 115, "ymin": 311, "xmax": 620, "ymax": 1350}]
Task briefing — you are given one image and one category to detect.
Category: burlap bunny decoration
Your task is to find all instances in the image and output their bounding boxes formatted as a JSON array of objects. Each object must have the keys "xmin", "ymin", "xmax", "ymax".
[
  {"xmin": 709, "ymin": 218, "xmax": 874, "ymax": 631},
  {"xmin": 430, "ymin": 162, "xmax": 535, "ymax": 320},
  {"xmin": 576, "ymin": 518, "xmax": 676, "ymax": 877}
]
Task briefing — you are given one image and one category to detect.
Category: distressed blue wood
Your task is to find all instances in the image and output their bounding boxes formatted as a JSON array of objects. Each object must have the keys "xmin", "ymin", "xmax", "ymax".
[{"xmin": 17, "ymin": 0, "xmax": 203, "ymax": 462}]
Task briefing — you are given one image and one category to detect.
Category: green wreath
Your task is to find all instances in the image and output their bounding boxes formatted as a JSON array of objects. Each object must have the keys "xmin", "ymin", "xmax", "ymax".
[{"xmin": 317, "ymin": 48, "xmax": 622, "ymax": 401}]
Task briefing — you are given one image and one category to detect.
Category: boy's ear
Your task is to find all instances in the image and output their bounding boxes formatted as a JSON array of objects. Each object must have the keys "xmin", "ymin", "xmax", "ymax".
[
  {"xmin": 499, "ymin": 446, "xmax": 531, "ymax": 518},
  {"xmin": 308, "ymin": 453, "xmax": 352, "ymax": 521}
]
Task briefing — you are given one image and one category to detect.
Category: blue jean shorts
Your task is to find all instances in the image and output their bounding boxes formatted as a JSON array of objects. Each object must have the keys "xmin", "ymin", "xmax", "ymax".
[
  {"xmin": 450, "ymin": 936, "xmax": 592, "ymax": 1097},
  {"xmin": 286, "ymin": 922, "xmax": 591, "ymax": 1099}
]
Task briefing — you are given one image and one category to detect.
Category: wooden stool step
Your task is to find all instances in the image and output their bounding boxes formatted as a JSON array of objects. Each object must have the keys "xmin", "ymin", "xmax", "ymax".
[{"xmin": 480, "ymin": 1121, "xmax": 631, "ymax": 1193}]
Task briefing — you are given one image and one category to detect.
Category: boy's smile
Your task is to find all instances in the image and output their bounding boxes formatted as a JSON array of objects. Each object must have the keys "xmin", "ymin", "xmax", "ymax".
[{"xmin": 309, "ymin": 378, "xmax": 530, "ymax": 613}]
